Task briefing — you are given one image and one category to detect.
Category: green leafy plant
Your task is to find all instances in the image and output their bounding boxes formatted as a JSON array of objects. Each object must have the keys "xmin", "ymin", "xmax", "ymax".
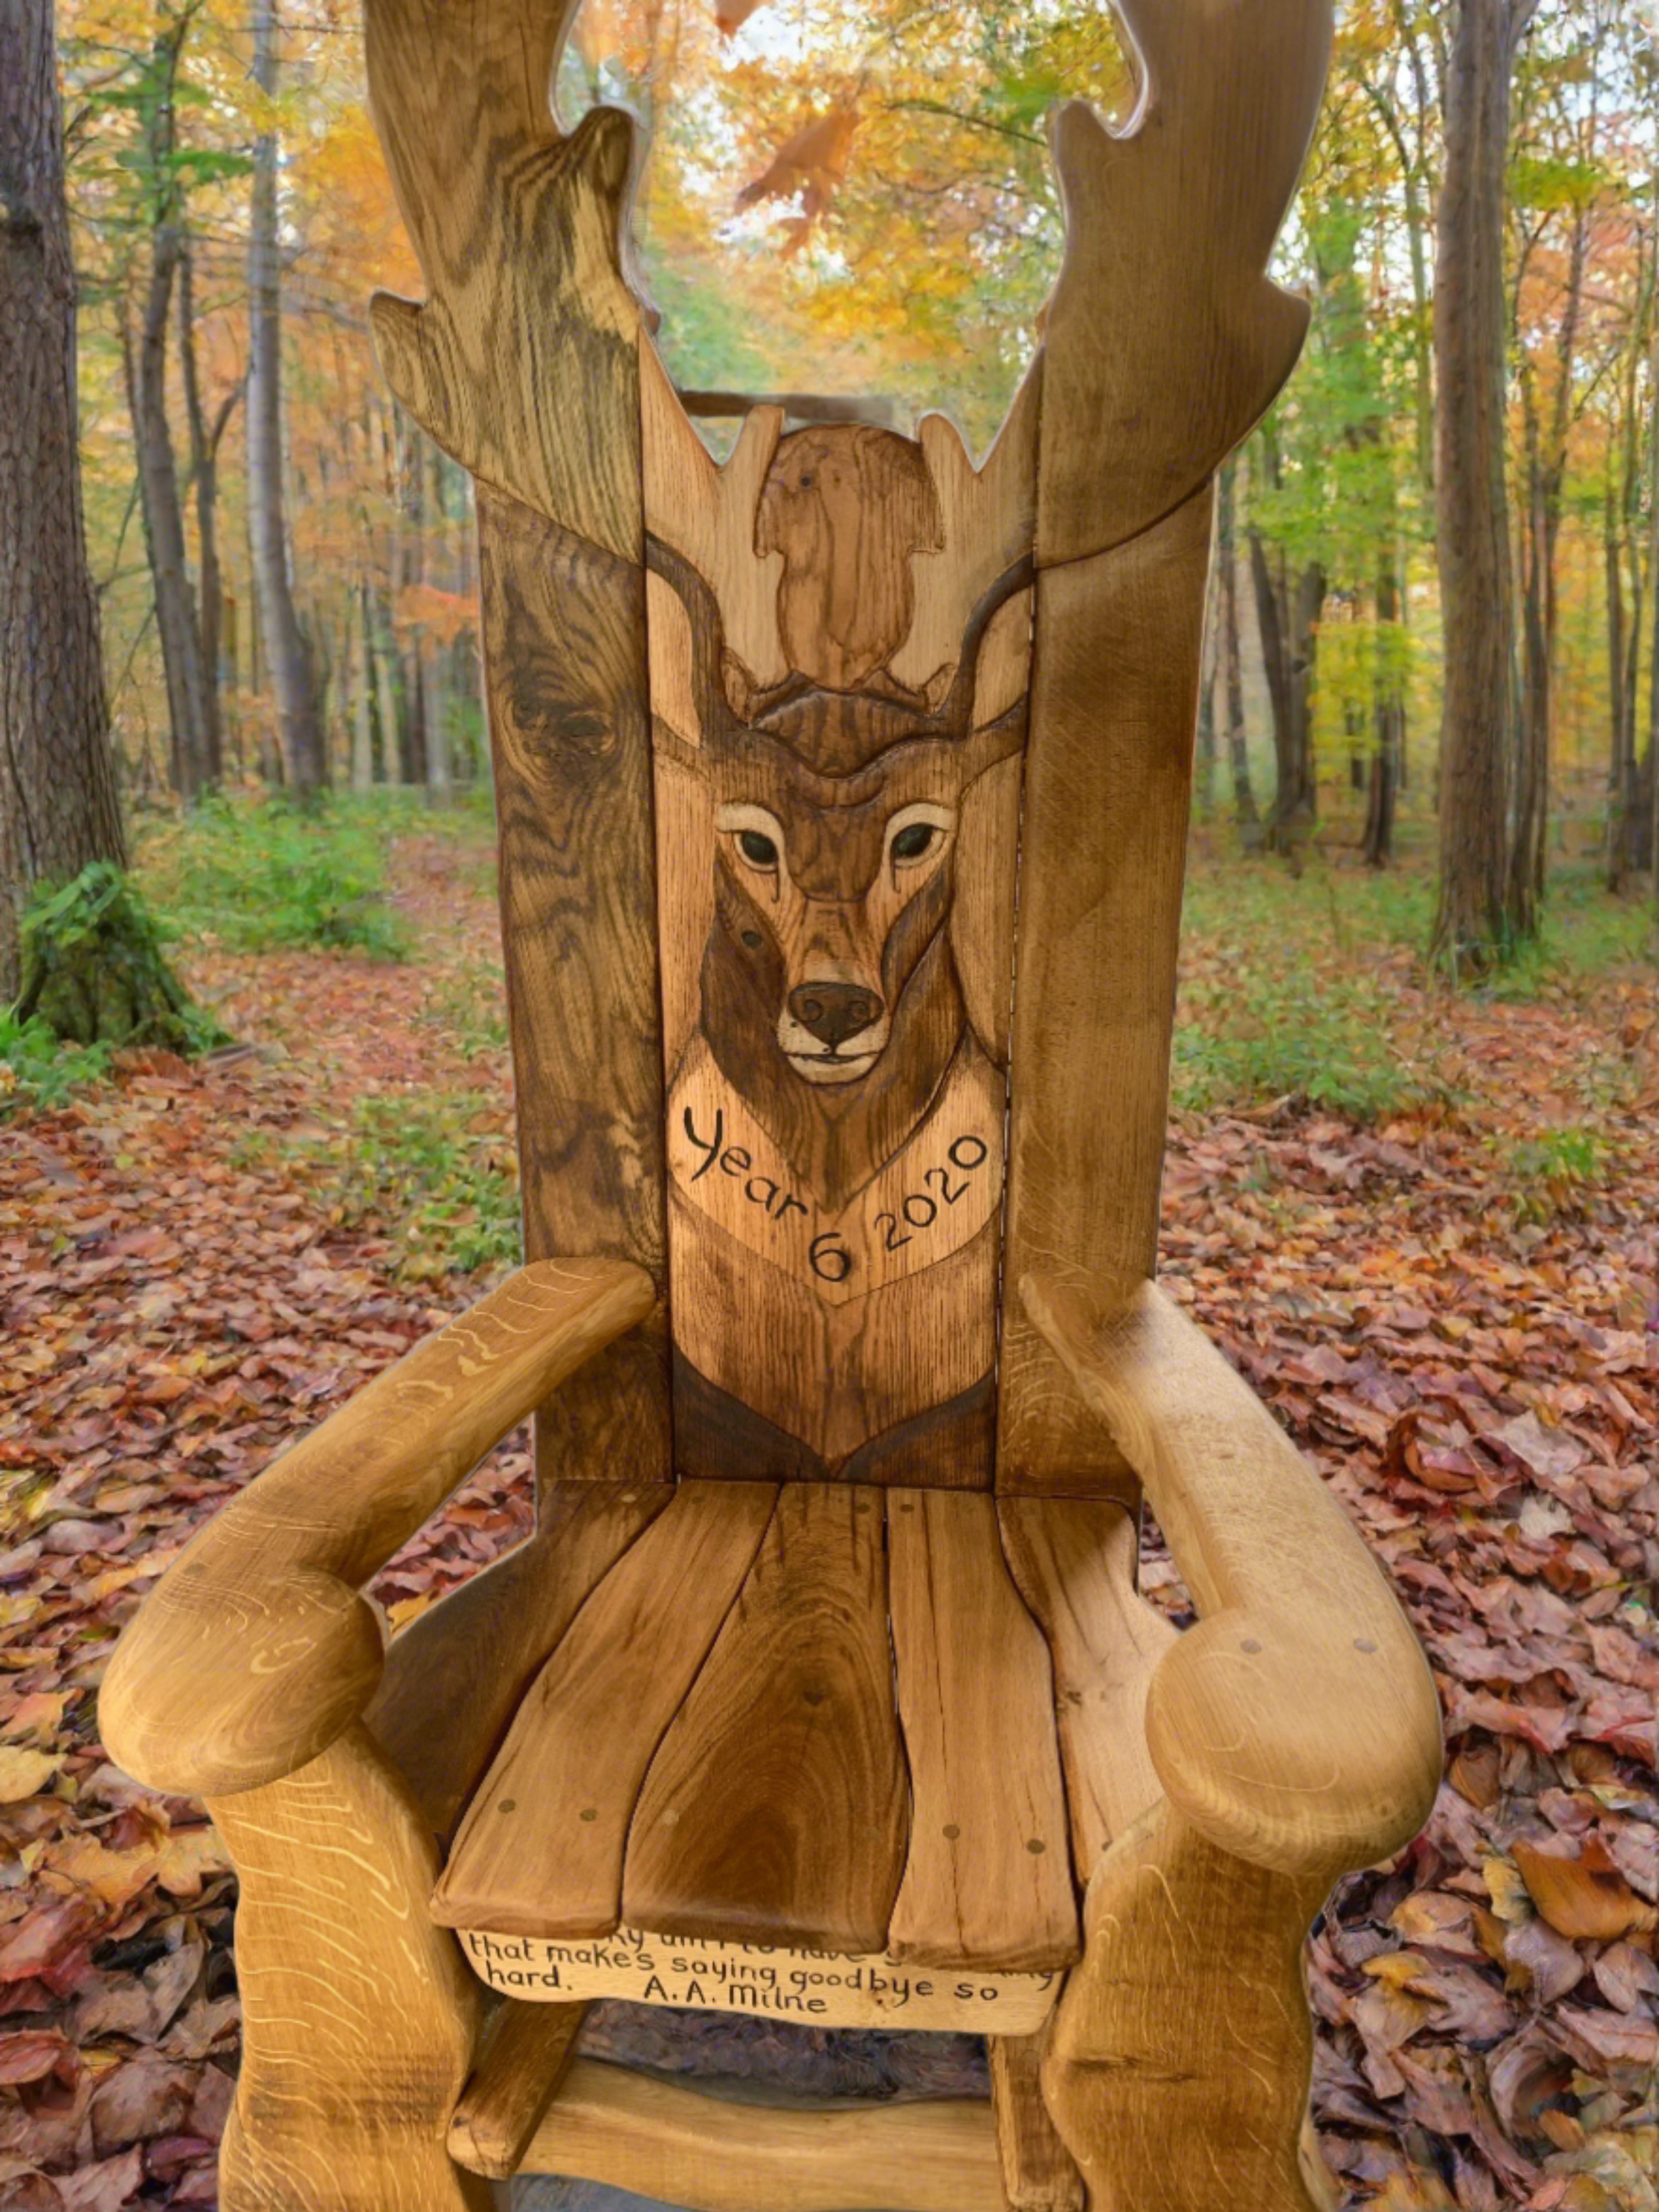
[
  {"xmin": 144, "ymin": 795, "xmax": 410, "ymax": 959},
  {"xmin": 0, "ymin": 1011, "xmax": 112, "ymax": 1118},
  {"xmin": 316, "ymin": 1093, "xmax": 521, "ymax": 1279},
  {"xmin": 11, "ymin": 863, "xmax": 222, "ymax": 1054}
]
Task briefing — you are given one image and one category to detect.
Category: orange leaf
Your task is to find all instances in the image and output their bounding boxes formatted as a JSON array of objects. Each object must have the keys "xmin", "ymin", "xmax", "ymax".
[{"xmin": 1512, "ymin": 1836, "xmax": 1658, "ymax": 1941}]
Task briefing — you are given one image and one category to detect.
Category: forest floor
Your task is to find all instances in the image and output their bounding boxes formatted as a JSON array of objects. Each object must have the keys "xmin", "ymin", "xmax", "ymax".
[{"xmin": 1, "ymin": 815, "xmax": 1656, "ymax": 2211}]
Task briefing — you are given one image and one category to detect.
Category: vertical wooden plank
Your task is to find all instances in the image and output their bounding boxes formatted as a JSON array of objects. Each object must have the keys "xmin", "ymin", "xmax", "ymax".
[
  {"xmin": 887, "ymin": 1490, "xmax": 1078, "ymax": 1971},
  {"xmin": 997, "ymin": 485, "xmax": 1215, "ymax": 1498},
  {"xmin": 998, "ymin": 1496, "xmax": 1175, "ymax": 1873},
  {"xmin": 1042, "ymin": 1801, "xmax": 1333, "ymax": 2212},
  {"xmin": 476, "ymin": 488, "xmax": 672, "ymax": 1497},
  {"xmin": 211, "ymin": 1728, "xmax": 489, "ymax": 2212},
  {"xmin": 623, "ymin": 1484, "xmax": 907, "ymax": 1951},
  {"xmin": 989, "ymin": 2032, "xmax": 1085, "ymax": 2212}
]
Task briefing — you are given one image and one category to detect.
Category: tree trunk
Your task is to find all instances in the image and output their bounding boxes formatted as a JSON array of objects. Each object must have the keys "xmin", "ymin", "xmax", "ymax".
[
  {"xmin": 1249, "ymin": 521, "xmax": 1322, "ymax": 858},
  {"xmin": 1364, "ymin": 558, "xmax": 1404, "ymax": 868},
  {"xmin": 0, "ymin": 0, "xmax": 127, "ymax": 1001},
  {"xmin": 247, "ymin": 0, "xmax": 325, "ymax": 796},
  {"xmin": 1430, "ymin": 0, "xmax": 1527, "ymax": 972},
  {"xmin": 179, "ymin": 240, "xmax": 236, "ymax": 788},
  {"xmin": 1215, "ymin": 460, "xmax": 1259, "ymax": 833}
]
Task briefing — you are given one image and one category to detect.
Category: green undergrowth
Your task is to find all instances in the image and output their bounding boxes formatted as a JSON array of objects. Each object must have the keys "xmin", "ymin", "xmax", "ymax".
[
  {"xmin": 312, "ymin": 1092, "xmax": 521, "ymax": 1279},
  {"xmin": 138, "ymin": 793, "xmax": 412, "ymax": 959},
  {"xmin": 0, "ymin": 1012, "xmax": 112, "ymax": 1118}
]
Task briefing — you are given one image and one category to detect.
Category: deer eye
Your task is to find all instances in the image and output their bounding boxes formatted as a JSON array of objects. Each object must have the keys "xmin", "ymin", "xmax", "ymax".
[
  {"xmin": 890, "ymin": 822, "xmax": 938, "ymax": 864},
  {"xmin": 738, "ymin": 829, "xmax": 779, "ymax": 868}
]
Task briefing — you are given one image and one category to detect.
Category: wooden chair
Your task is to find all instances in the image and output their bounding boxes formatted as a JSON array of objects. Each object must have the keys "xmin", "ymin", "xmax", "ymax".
[{"xmin": 100, "ymin": 0, "xmax": 1442, "ymax": 2204}]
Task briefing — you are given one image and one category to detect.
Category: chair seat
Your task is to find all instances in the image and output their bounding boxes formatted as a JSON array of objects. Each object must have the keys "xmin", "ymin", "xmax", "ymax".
[{"xmin": 407, "ymin": 1481, "xmax": 1171, "ymax": 2034}]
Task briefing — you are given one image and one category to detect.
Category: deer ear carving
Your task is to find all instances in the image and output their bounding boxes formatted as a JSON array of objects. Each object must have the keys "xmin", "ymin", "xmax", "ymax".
[
  {"xmin": 971, "ymin": 588, "xmax": 1034, "ymax": 732},
  {"xmin": 950, "ymin": 754, "xmax": 1024, "ymax": 1068}
]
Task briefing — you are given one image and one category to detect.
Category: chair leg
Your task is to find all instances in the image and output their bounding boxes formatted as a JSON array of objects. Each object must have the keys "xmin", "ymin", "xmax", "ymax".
[
  {"xmin": 1040, "ymin": 1799, "xmax": 1338, "ymax": 2212},
  {"xmin": 210, "ymin": 1724, "xmax": 492, "ymax": 2212}
]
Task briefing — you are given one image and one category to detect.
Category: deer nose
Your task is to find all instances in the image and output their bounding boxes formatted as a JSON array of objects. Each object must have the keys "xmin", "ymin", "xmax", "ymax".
[{"xmin": 788, "ymin": 981, "xmax": 884, "ymax": 1050}]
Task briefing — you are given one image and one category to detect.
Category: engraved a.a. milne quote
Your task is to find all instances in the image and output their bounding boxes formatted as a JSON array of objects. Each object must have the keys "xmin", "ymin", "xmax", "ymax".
[{"xmin": 461, "ymin": 1924, "xmax": 1060, "ymax": 2033}]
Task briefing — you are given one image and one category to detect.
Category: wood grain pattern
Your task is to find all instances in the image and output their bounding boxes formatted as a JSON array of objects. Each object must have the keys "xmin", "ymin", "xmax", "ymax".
[
  {"xmin": 999, "ymin": 1495, "xmax": 1175, "ymax": 1871},
  {"xmin": 367, "ymin": 1482, "xmax": 669, "ymax": 1841},
  {"xmin": 477, "ymin": 493, "xmax": 672, "ymax": 1499},
  {"xmin": 644, "ymin": 404, "xmax": 1032, "ymax": 1486},
  {"xmin": 1036, "ymin": 0, "xmax": 1329, "ymax": 566},
  {"xmin": 433, "ymin": 1482, "xmax": 776, "ymax": 1937},
  {"xmin": 989, "ymin": 2032, "xmax": 1085, "ymax": 2212},
  {"xmin": 522, "ymin": 2059, "xmax": 1006, "ymax": 2212},
  {"xmin": 448, "ymin": 1999, "xmax": 585, "ymax": 2181},
  {"xmin": 623, "ymin": 1483, "xmax": 906, "ymax": 1951},
  {"xmin": 1042, "ymin": 1801, "xmax": 1335, "ymax": 2212},
  {"xmin": 887, "ymin": 1490, "xmax": 1079, "ymax": 1971},
  {"xmin": 459, "ymin": 1925, "xmax": 1061, "ymax": 2033},
  {"xmin": 210, "ymin": 1726, "xmax": 487, "ymax": 2212},
  {"xmin": 1022, "ymin": 1274, "xmax": 1443, "ymax": 1878},
  {"xmin": 100, "ymin": 1262, "xmax": 652, "ymax": 1799},
  {"xmin": 996, "ymin": 487, "xmax": 1215, "ymax": 1500},
  {"xmin": 363, "ymin": 0, "xmax": 641, "ymax": 557}
]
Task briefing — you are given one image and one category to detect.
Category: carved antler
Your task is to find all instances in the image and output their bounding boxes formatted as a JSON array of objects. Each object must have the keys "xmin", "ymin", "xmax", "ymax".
[
  {"xmin": 362, "ymin": 0, "xmax": 643, "ymax": 557},
  {"xmin": 1039, "ymin": 0, "xmax": 1332, "ymax": 564}
]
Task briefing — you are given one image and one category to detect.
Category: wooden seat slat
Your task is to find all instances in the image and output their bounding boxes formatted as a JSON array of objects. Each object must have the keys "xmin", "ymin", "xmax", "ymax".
[
  {"xmin": 621, "ymin": 1482, "xmax": 907, "ymax": 1954},
  {"xmin": 999, "ymin": 1495, "xmax": 1175, "ymax": 1871},
  {"xmin": 886, "ymin": 1489, "xmax": 1080, "ymax": 1972},
  {"xmin": 432, "ymin": 1481, "xmax": 776, "ymax": 1938}
]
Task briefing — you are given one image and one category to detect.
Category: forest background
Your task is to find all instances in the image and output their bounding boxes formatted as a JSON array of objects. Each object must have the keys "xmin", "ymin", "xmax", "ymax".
[
  {"xmin": 24, "ymin": 0, "xmax": 1659, "ymax": 923},
  {"xmin": 2, "ymin": 2, "xmax": 1659, "ymax": 2210}
]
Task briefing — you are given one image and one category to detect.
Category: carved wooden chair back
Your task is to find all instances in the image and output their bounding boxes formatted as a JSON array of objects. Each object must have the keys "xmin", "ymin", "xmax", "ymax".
[{"xmin": 366, "ymin": 0, "xmax": 1333, "ymax": 1515}]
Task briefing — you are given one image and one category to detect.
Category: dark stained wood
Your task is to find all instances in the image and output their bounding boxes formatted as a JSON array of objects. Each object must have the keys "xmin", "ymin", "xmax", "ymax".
[
  {"xmin": 622, "ymin": 1484, "xmax": 906, "ymax": 1952},
  {"xmin": 996, "ymin": 487, "xmax": 1215, "ymax": 1499},
  {"xmin": 363, "ymin": 0, "xmax": 642, "ymax": 559},
  {"xmin": 477, "ymin": 490, "xmax": 671, "ymax": 1498},
  {"xmin": 433, "ymin": 1483, "xmax": 776, "ymax": 1938},
  {"xmin": 1036, "ymin": 0, "xmax": 1329, "ymax": 567},
  {"xmin": 367, "ymin": 1483, "xmax": 670, "ymax": 1841},
  {"xmin": 642, "ymin": 399, "xmax": 1034, "ymax": 1487},
  {"xmin": 998, "ymin": 1496, "xmax": 1173, "ymax": 1872},
  {"xmin": 886, "ymin": 1491, "xmax": 1079, "ymax": 1972},
  {"xmin": 989, "ymin": 2033, "xmax": 1086, "ymax": 2212},
  {"xmin": 448, "ymin": 1999, "xmax": 586, "ymax": 2180}
]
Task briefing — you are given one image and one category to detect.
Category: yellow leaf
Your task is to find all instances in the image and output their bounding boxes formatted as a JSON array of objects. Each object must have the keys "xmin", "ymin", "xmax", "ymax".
[{"xmin": 0, "ymin": 1746, "xmax": 60, "ymax": 1803}]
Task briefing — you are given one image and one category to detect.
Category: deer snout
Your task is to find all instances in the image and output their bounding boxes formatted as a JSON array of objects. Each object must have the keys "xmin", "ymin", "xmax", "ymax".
[{"xmin": 787, "ymin": 981, "xmax": 884, "ymax": 1050}]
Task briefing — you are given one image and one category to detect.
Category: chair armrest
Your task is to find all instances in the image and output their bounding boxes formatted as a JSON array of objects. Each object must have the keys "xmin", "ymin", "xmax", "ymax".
[
  {"xmin": 100, "ymin": 1259, "xmax": 654, "ymax": 1799},
  {"xmin": 1021, "ymin": 1273, "xmax": 1441, "ymax": 1880}
]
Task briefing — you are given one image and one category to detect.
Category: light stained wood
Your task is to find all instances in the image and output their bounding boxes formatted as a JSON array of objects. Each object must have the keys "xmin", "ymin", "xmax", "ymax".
[
  {"xmin": 448, "ymin": 2000, "xmax": 585, "ymax": 2181},
  {"xmin": 990, "ymin": 2033, "xmax": 1085, "ymax": 2212},
  {"xmin": 890, "ymin": 376, "xmax": 1039, "ymax": 693},
  {"xmin": 887, "ymin": 1491, "xmax": 1079, "ymax": 1972},
  {"xmin": 363, "ymin": 0, "xmax": 641, "ymax": 558},
  {"xmin": 1036, "ymin": 0, "xmax": 1330, "ymax": 566},
  {"xmin": 999, "ymin": 1496, "xmax": 1174, "ymax": 1871},
  {"xmin": 1043, "ymin": 1801, "xmax": 1335, "ymax": 2212},
  {"xmin": 951, "ymin": 751, "xmax": 1025, "ymax": 1065},
  {"xmin": 757, "ymin": 425, "xmax": 943, "ymax": 690},
  {"xmin": 433, "ymin": 1483, "xmax": 776, "ymax": 1937},
  {"xmin": 623, "ymin": 1484, "xmax": 906, "ymax": 1952},
  {"xmin": 211, "ymin": 1726, "xmax": 489, "ymax": 2212},
  {"xmin": 996, "ymin": 488, "xmax": 1214, "ymax": 1500},
  {"xmin": 522, "ymin": 2059, "xmax": 1006, "ymax": 2212},
  {"xmin": 458, "ymin": 1926, "xmax": 1062, "ymax": 2034},
  {"xmin": 641, "ymin": 336, "xmax": 787, "ymax": 690},
  {"xmin": 99, "ymin": 1262, "xmax": 652, "ymax": 1800},
  {"xmin": 367, "ymin": 1483, "xmax": 669, "ymax": 1841},
  {"xmin": 1022, "ymin": 1274, "xmax": 1443, "ymax": 1878},
  {"xmin": 476, "ymin": 494, "xmax": 672, "ymax": 1501}
]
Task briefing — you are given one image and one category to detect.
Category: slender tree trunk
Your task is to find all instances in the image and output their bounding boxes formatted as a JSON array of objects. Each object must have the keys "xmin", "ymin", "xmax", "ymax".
[
  {"xmin": 0, "ymin": 0, "xmax": 127, "ymax": 1000},
  {"xmin": 1431, "ymin": 0, "xmax": 1529, "ymax": 971},
  {"xmin": 179, "ymin": 240, "xmax": 236, "ymax": 787},
  {"xmin": 352, "ymin": 579, "xmax": 375, "ymax": 791},
  {"xmin": 1364, "ymin": 560, "xmax": 1404, "ymax": 868},
  {"xmin": 1215, "ymin": 460, "xmax": 1259, "ymax": 833},
  {"xmin": 247, "ymin": 0, "xmax": 324, "ymax": 796}
]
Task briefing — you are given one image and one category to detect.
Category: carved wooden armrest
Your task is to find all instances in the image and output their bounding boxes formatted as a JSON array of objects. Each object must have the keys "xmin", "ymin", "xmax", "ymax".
[
  {"xmin": 100, "ymin": 1260, "xmax": 654, "ymax": 1801},
  {"xmin": 1021, "ymin": 1274, "xmax": 1442, "ymax": 1881}
]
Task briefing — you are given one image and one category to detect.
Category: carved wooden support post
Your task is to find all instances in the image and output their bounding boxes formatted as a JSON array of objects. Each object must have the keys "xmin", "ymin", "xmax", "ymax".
[
  {"xmin": 211, "ymin": 1728, "xmax": 490, "ymax": 2212},
  {"xmin": 1041, "ymin": 1800, "xmax": 1336, "ymax": 2212}
]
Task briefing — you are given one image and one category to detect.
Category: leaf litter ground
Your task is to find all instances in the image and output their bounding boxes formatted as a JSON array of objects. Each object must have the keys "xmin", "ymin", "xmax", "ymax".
[{"xmin": 1, "ymin": 831, "xmax": 1655, "ymax": 2210}]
